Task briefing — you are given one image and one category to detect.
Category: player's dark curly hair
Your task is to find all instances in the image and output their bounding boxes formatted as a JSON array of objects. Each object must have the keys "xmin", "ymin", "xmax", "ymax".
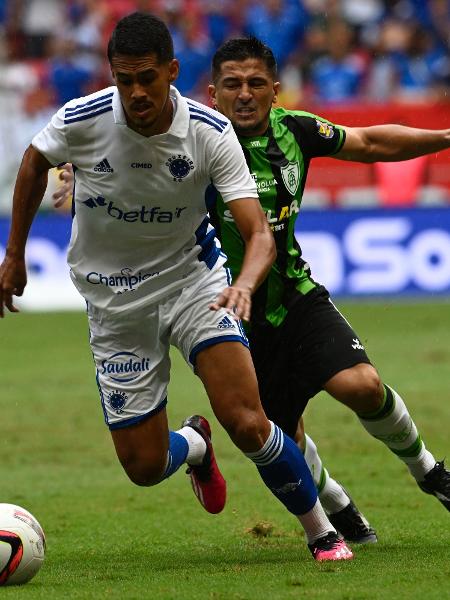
[
  {"xmin": 107, "ymin": 12, "xmax": 174, "ymax": 64},
  {"xmin": 212, "ymin": 37, "xmax": 277, "ymax": 82}
]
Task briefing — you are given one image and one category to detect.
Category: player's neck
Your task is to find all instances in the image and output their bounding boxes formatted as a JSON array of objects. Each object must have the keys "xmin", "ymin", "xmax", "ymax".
[{"xmin": 235, "ymin": 118, "xmax": 270, "ymax": 138}]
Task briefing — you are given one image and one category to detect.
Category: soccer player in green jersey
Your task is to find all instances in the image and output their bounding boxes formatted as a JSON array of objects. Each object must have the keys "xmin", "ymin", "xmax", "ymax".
[{"xmin": 207, "ymin": 37, "xmax": 450, "ymax": 527}]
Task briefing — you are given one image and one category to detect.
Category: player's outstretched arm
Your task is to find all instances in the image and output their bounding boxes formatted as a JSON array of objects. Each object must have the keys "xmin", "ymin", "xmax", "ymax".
[
  {"xmin": 0, "ymin": 145, "xmax": 52, "ymax": 317},
  {"xmin": 335, "ymin": 125, "xmax": 450, "ymax": 163},
  {"xmin": 210, "ymin": 198, "xmax": 275, "ymax": 321}
]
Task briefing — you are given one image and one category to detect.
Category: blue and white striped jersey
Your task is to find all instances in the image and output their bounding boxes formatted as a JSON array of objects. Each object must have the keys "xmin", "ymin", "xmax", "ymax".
[{"xmin": 32, "ymin": 86, "xmax": 258, "ymax": 312}]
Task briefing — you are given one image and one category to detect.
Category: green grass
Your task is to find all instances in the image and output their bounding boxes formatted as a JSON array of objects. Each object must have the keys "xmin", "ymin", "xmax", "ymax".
[{"xmin": 1, "ymin": 302, "xmax": 449, "ymax": 598}]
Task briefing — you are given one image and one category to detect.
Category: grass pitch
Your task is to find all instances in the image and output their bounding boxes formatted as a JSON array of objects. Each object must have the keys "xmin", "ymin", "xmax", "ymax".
[{"xmin": 1, "ymin": 302, "xmax": 449, "ymax": 599}]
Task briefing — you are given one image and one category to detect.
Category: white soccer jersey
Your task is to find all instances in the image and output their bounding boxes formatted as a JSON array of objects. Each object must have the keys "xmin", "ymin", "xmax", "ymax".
[{"xmin": 32, "ymin": 86, "xmax": 258, "ymax": 312}]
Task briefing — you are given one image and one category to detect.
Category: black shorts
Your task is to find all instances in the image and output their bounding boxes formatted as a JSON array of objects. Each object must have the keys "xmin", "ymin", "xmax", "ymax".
[{"xmin": 248, "ymin": 286, "xmax": 371, "ymax": 438}]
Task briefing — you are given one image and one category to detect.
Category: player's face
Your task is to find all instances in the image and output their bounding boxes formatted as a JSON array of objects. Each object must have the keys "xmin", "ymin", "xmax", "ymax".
[
  {"xmin": 209, "ymin": 58, "xmax": 279, "ymax": 137},
  {"xmin": 111, "ymin": 53, "xmax": 179, "ymax": 136}
]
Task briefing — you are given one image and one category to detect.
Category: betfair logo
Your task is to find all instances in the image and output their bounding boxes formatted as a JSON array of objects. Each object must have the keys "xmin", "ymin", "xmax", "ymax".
[{"xmin": 82, "ymin": 196, "xmax": 187, "ymax": 223}]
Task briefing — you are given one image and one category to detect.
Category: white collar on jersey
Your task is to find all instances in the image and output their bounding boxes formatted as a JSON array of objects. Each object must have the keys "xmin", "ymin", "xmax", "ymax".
[{"xmin": 112, "ymin": 85, "xmax": 189, "ymax": 139}]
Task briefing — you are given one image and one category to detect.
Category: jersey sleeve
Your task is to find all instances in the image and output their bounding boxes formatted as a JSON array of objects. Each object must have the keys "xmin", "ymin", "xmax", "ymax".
[
  {"xmin": 208, "ymin": 124, "xmax": 258, "ymax": 203},
  {"xmin": 31, "ymin": 105, "xmax": 70, "ymax": 166},
  {"xmin": 289, "ymin": 112, "xmax": 346, "ymax": 159}
]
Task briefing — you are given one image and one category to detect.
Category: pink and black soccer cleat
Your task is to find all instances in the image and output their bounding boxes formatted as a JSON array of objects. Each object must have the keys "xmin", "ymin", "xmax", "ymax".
[
  {"xmin": 308, "ymin": 532, "xmax": 354, "ymax": 562},
  {"xmin": 181, "ymin": 415, "xmax": 226, "ymax": 514}
]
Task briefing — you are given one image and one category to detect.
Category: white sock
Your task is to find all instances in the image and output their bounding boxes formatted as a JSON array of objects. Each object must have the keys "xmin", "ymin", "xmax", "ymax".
[
  {"xmin": 359, "ymin": 385, "xmax": 436, "ymax": 481},
  {"xmin": 296, "ymin": 498, "xmax": 336, "ymax": 544},
  {"xmin": 402, "ymin": 444, "xmax": 436, "ymax": 481},
  {"xmin": 177, "ymin": 426, "xmax": 207, "ymax": 465},
  {"xmin": 303, "ymin": 434, "xmax": 350, "ymax": 514},
  {"xmin": 319, "ymin": 471, "xmax": 351, "ymax": 514}
]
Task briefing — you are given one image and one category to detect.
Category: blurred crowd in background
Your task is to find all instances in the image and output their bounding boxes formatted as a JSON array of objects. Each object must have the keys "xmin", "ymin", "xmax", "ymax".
[{"xmin": 0, "ymin": 0, "xmax": 449, "ymax": 211}]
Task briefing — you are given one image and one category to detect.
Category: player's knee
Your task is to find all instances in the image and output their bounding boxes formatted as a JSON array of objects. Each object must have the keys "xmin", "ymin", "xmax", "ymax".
[
  {"xmin": 346, "ymin": 365, "xmax": 383, "ymax": 411},
  {"xmin": 218, "ymin": 406, "xmax": 269, "ymax": 453},
  {"xmin": 120, "ymin": 453, "xmax": 167, "ymax": 487},
  {"xmin": 327, "ymin": 363, "xmax": 384, "ymax": 412},
  {"xmin": 355, "ymin": 366, "xmax": 382, "ymax": 400}
]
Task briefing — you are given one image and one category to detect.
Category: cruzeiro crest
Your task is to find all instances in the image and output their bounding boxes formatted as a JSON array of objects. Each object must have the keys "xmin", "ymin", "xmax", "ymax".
[
  {"xmin": 165, "ymin": 154, "xmax": 194, "ymax": 182},
  {"xmin": 280, "ymin": 161, "xmax": 300, "ymax": 196}
]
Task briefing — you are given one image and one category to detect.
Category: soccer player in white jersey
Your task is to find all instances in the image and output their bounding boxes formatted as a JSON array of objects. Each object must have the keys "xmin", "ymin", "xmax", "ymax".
[{"xmin": 0, "ymin": 13, "xmax": 353, "ymax": 562}]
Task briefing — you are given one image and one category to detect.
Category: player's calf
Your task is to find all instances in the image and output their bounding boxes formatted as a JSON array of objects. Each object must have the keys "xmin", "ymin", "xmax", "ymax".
[{"xmin": 111, "ymin": 416, "xmax": 170, "ymax": 486}]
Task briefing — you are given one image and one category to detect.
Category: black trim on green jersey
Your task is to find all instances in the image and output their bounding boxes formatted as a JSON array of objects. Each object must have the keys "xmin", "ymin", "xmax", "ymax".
[{"xmin": 265, "ymin": 125, "xmax": 292, "ymax": 276}]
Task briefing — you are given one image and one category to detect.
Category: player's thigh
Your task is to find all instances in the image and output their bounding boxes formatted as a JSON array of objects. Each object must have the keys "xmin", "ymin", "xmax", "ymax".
[
  {"xmin": 170, "ymin": 263, "xmax": 250, "ymax": 375},
  {"xmin": 311, "ymin": 293, "xmax": 373, "ymax": 381},
  {"xmin": 87, "ymin": 302, "xmax": 171, "ymax": 432},
  {"xmin": 195, "ymin": 342, "xmax": 270, "ymax": 452},
  {"xmin": 169, "ymin": 266, "xmax": 269, "ymax": 448},
  {"xmin": 288, "ymin": 289, "xmax": 373, "ymax": 393},
  {"xmin": 249, "ymin": 319, "xmax": 312, "ymax": 438},
  {"xmin": 195, "ymin": 341, "xmax": 260, "ymax": 415},
  {"xmin": 249, "ymin": 287, "xmax": 374, "ymax": 436}
]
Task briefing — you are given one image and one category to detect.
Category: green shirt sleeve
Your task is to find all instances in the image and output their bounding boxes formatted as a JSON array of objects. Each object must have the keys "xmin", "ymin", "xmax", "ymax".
[{"xmin": 287, "ymin": 111, "xmax": 346, "ymax": 159}]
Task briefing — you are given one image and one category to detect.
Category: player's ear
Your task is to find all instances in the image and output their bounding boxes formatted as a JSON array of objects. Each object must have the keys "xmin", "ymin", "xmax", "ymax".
[
  {"xmin": 168, "ymin": 59, "xmax": 179, "ymax": 83},
  {"xmin": 208, "ymin": 85, "xmax": 217, "ymax": 108},
  {"xmin": 272, "ymin": 81, "xmax": 280, "ymax": 104}
]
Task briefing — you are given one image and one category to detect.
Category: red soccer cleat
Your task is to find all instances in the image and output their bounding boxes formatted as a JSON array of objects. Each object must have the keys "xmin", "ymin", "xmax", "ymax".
[{"xmin": 181, "ymin": 415, "xmax": 227, "ymax": 514}]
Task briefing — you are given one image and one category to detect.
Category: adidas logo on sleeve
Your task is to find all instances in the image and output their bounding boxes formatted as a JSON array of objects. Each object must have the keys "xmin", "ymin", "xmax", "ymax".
[{"xmin": 94, "ymin": 158, "xmax": 114, "ymax": 173}]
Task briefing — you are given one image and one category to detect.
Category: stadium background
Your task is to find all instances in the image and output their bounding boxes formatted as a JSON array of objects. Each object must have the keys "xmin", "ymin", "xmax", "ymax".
[
  {"xmin": 1, "ymin": 4, "xmax": 449, "ymax": 596},
  {"xmin": 0, "ymin": 0, "xmax": 449, "ymax": 306}
]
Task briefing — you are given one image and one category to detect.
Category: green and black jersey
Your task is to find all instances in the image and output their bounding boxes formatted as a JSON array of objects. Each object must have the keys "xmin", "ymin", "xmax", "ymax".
[{"xmin": 208, "ymin": 107, "xmax": 346, "ymax": 328}]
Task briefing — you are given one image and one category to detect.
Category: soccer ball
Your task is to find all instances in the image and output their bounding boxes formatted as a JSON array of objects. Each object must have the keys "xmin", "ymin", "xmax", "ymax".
[{"xmin": 0, "ymin": 504, "xmax": 46, "ymax": 586}]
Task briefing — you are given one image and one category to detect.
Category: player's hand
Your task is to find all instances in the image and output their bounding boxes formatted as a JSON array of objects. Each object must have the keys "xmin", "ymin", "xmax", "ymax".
[
  {"xmin": 0, "ymin": 255, "xmax": 27, "ymax": 318},
  {"xmin": 53, "ymin": 163, "xmax": 74, "ymax": 208},
  {"xmin": 209, "ymin": 285, "xmax": 252, "ymax": 321}
]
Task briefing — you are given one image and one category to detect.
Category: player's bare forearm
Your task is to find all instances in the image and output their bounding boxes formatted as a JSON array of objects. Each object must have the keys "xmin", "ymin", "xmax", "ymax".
[
  {"xmin": 210, "ymin": 198, "xmax": 276, "ymax": 321},
  {"xmin": 0, "ymin": 145, "xmax": 52, "ymax": 317},
  {"xmin": 338, "ymin": 125, "xmax": 450, "ymax": 163},
  {"xmin": 6, "ymin": 145, "xmax": 51, "ymax": 258},
  {"xmin": 210, "ymin": 227, "xmax": 275, "ymax": 321},
  {"xmin": 233, "ymin": 227, "xmax": 276, "ymax": 295}
]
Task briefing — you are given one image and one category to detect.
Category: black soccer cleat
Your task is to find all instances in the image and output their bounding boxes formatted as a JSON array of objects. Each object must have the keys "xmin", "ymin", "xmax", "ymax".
[
  {"xmin": 418, "ymin": 460, "xmax": 450, "ymax": 511},
  {"xmin": 308, "ymin": 531, "xmax": 353, "ymax": 562},
  {"xmin": 181, "ymin": 415, "xmax": 226, "ymax": 514},
  {"xmin": 328, "ymin": 499, "xmax": 378, "ymax": 544}
]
